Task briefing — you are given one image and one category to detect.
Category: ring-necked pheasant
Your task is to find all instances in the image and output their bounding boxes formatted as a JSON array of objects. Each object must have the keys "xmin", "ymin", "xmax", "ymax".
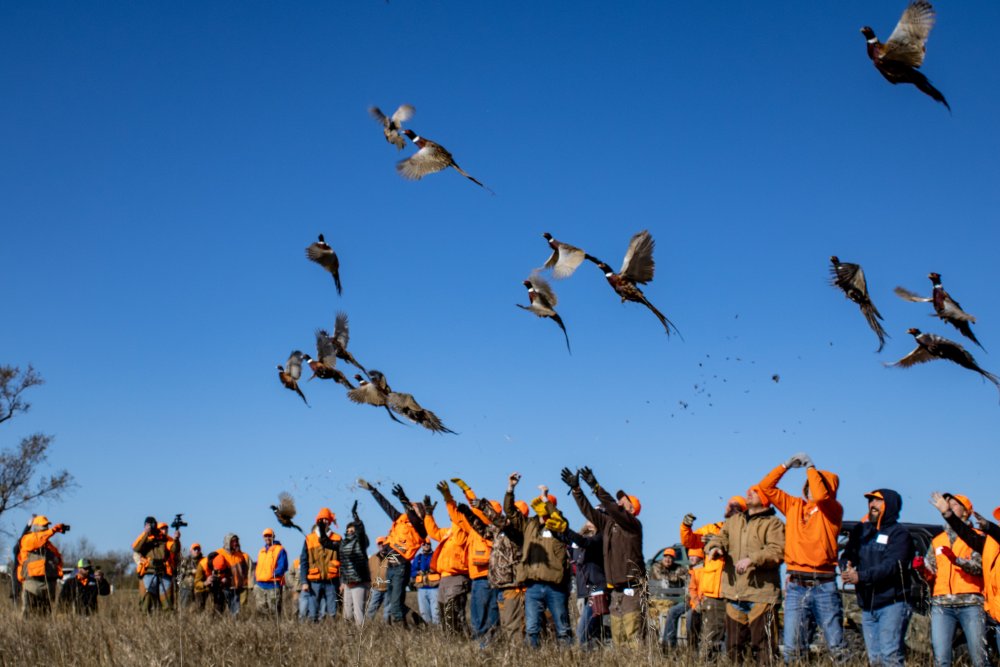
[
  {"xmin": 305, "ymin": 234, "xmax": 342, "ymax": 295},
  {"xmin": 585, "ymin": 230, "xmax": 679, "ymax": 337},
  {"xmin": 830, "ymin": 256, "xmax": 889, "ymax": 352},
  {"xmin": 369, "ymin": 104, "xmax": 415, "ymax": 150},
  {"xmin": 397, "ymin": 129, "xmax": 492, "ymax": 193},
  {"xmin": 330, "ymin": 312, "xmax": 367, "ymax": 374},
  {"xmin": 517, "ymin": 275, "xmax": 571, "ymax": 353},
  {"xmin": 346, "ymin": 371, "xmax": 405, "ymax": 424},
  {"xmin": 861, "ymin": 1, "xmax": 949, "ymax": 110},
  {"xmin": 895, "ymin": 273, "xmax": 984, "ymax": 351},
  {"xmin": 270, "ymin": 492, "xmax": 304, "ymax": 534},
  {"xmin": 540, "ymin": 233, "xmax": 586, "ymax": 278},
  {"xmin": 277, "ymin": 351, "xmax": 308, "ymax": 405},
  {"xmin": 886, "ymin": 328, "xmax": 999, "ymax": 403},
  {"xmin": 302, "ymin": 331, "xmax": 355, "ymax": 390},
  {"xmin": 387, "ymin": 391, "xmax": 456, "ymax": 435}
]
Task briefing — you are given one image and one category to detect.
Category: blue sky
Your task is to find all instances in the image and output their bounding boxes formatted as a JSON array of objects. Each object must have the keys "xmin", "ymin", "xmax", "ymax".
[{"xmin": 2, "ymin": 1, "xmax": 998, "ymax": 557}]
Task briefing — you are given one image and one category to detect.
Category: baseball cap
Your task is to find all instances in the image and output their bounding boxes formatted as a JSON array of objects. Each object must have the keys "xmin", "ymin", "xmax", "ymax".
[
  {"xmin": 262, "ymin": 528, "xmax": 275, "ymax": 537},
  {"xmin": 616, "ymin": 490, "xmax": 642, "ymax": 517}
]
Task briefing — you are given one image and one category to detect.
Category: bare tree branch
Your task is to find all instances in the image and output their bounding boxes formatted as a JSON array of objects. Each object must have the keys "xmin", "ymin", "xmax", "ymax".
[{"xmin": 0, "ymin": 365, "xmax": 44, "ymax": 426}]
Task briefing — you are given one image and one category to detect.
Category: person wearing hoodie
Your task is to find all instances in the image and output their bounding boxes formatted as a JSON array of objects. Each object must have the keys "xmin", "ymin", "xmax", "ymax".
[
  {"xmin": 423, "ymin": 480, "xmax": 471, "ymax": 634},
  {"xmin": 841, "ymin": 489, "xmax": 914, "ymax": 667},
  {"xmin": 706, "ymin": 485, "xmax": 785, "ymax": 663},
  {"xmin": 299, "ymin": 507, "xmax": 341, "ymax": 621},
  {"xmin": 561, "ymin": 466, "xmax": 646, "ymax": 645},
  {"xmin": 337, "ymin": 501, "xmax": 371, "ymax": 626},
  {"xmin": 758, "ymin": 453, "xmax": 848, "ymax": 662},
  {"xmin": 560, "ymin": 520, "xmax": 607, "ymax": 647},
  {"xmin": 208, "ymin": 533, "xmax": 249, "ymax": 615}
]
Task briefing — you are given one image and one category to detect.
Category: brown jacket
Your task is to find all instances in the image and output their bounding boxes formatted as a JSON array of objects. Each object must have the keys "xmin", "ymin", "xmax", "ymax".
[
  {"xmin": 504, "ymin": 491, "xmax": 568, "ymax": 587},
  {"xmin": 706, "ymin": 507, "xmax": 785, "ymax": 603},
  {"xmin": 572, "ymin": 486, "xmax": 645, "ymax": 588}
]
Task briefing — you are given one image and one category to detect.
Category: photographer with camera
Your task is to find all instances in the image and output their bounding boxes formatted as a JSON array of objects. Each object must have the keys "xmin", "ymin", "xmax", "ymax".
[
  {"xmin": 132, "ymin": 516, "xmax": 180, "ymax": 612},
  {"xmin": 16, "ymin": 515, "xmax": 67, "ymax": 616}
]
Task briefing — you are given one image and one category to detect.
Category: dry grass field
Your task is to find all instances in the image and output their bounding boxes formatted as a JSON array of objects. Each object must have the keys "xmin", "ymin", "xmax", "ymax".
[{"xmin": 0, "ymin": 588, "xmax": 940, "ymax": 667}]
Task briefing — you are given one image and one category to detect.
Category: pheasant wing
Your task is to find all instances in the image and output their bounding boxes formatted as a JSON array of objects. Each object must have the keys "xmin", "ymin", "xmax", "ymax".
[
  {"xmin": 368, "ymin": 106, "xmax": 390, "ymax": 128},
  {"xmin": 397, "ymin": 144, "xmax": 450, "ymax": 180},
  {"xmin": 334, "ymin": 312, "xmax": 351, "ymax": 349},
  {"xmin": 347, "ymin": 382, "xmax": 387, "ymax": 407},
  {"xmin": 306, "ymin": 242, "xmax": 338, "ymax": 271},
  {"xmin": 315, "ymin": 330, "xmax": 338, "ymax": 368},
  {"xmin": 528, "ymin": 274, "xmax": 558, "ymax": 308},
  {"xmin": 883, "ymin": 0, "xmax": 936, "ymax": 67},
  {"xmin": 390, "ymin": 104, "xmax": 415, "ymax": 125},
  {"xmin": 886, "ymin": 345, "xmax": 934, "ymax": 368},
  {"xmin": 620, "ymin": 230, "xmax": 656, "ymax": 284},
  {"xmin": 286, "ymin": 351, "xmax": 304, "ymax": 381},
  {"xmin": 894, "ymin": 286, "xmax": 932, "ymax": 302},
  {"xmin": 543, "ymin": 241, "xmax": 586, "ymax": 278}
]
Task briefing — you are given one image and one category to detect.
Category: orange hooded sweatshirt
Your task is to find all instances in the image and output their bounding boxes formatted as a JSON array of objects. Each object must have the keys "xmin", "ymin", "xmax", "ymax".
[
  {"xmin": 680, "ymin": 521, "xmax": 723, "ymax": 598},
  {"xmin": 424, "ymin": 500, "xmax": 470, "ymax": 577},
  {"xmin": 758, "ymin": 464, "xmax": 843, "ymax": 575}
]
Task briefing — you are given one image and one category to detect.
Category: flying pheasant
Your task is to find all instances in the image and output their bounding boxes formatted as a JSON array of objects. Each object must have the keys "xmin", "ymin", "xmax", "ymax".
[
  {"xmin": 517, "ymin": 275, "xmax": 571, "ymax": 353},
  {"xmin": 330, "ymin": 312, "xmax": 367, "ymax": 373},
  {"xmin": 387, "ymin": 391, "xmax": 456, "ymax": 435},
  {"xmin": 346, "ymin": 371, "xmax": 405, "ymax": 424},
  {"xmin": 861, "ymin": 1, "xmax": 949, "ymax": 110},
  {"xmin": 830, "ymin": 256, "xmax": 889, "ymax": 352},
  {"xmin": 886, "ymin": 328, "xmax": 1000, "ymax": 402},
  {"xmin": 277, "ymin": 351, "xmax": 308, "ymax": 406},
  {"xmin": 585, "ymin": 230, "xmax": 679, "ymax": 336},
  {"xmin": 540, "ymin": 233, "xmax": 587, "ymax": 278},
  {"xmin": 302, "ymin": 331, "xmax": 355, "ymax": 390},
  {"xmin": 895, "ymin": 273, "xmax": 984, "ymax": 350},
  {"xmin": 397, "ymin": 129, "xmax": 492, "ymax": 193},
  {"xmin": 305, "ymin": 234, "xmax": 342, "ymax": 295},
  {"xmin": 369, "ymin": 104, "xmax": 415, "ymax": 150},
  {"xmin": 270, "ymin": 492, "xmax": 304, "ymax": 534}
]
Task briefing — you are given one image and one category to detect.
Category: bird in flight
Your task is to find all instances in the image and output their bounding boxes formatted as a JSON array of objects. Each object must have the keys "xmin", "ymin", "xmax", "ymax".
[
  {"xmin": 305, "ymin": 234, "xmax": 342, "ymax": 295},
  {"xmin": 270, "ymin": 492, "xmax": 304, "ymax": 534},
  {"xmin": 829, "ymin": 256, "xmax": 889, "ymax": 352},
  {"xmin": 540, "ymin": 233, "xmax": 587, "ymax": 278},
  {"xmin": 277, "ymin": 351, "xmax": 308, "ymax": 406},
  {"xmin": 895, "ymin": 273, "xmax": 984, "ymax": 351},
  {"xmin": 860, "ymin": 1, "xmax": 949, "ymax": 110},
  {"xmin": 302, "ymin": 331, "xmax": 355, "ymax": 390},
  {"xmin": 346, "ymin": 371, "xmax": 405, "ymax": 425},
  {"xmin": 517, "ymin": 275, "xmax": 571, "ymax": 353},
  {"xmin": 886, "ymin": 328, "xmax": 999, "ymax": 402},
  {"xmin": 369, "ymin": 104, "xmax": 415, "ymax": 150},
  {"xmin": 585, "ymin": 230, "xmax": 679, "ymax": 337},
  {"xmin": 397, "ymin": 129, "xmax": 492, "ymax": 193}
]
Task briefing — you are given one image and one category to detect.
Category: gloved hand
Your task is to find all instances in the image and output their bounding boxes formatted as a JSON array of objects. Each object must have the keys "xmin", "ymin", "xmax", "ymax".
[
  {"xmin": 682, "ymin": 513, "xmax": 697, "ymax": 527},
  {"xmin": 357, "ymin": 478, "xmax": 372, "ymax": 491},
  {"xmin": 912, "ymin": 555, "xmax": 926, "ymax": 570},
  {"xmin": 391, "ymin": 484, "xmax": 411, "ymax": 506},
  {"xmin": 973, "ymin": 511, "xmax": 989, "ymax": 530},
  {"xmin": 436, "ymin": 480, "xmax": 453, "ymax": 503},
  {"xmin": 560, "ymin": 467, "xmax": 580, "ymax": 490},
  {"xmin": 450, "ymin": 478, "xmax": 470, "ymax": 492},
  {"xmin": 939, "ymin": 545, "xmax": 957, "ymax": 562},
  {"xmin": 799, "ymin": 453, "xmax": 815, "ymax": 468},
  {"xmin": 545, "ymin": 513, "xmax": 568, "ymax": 533},
  {"xmin": 579, "ymin": 466, "xmax": 598, "ymax": 489},
  {"xmin": 351, "ymin": 500, "xmax": 359, "ymax": 518},
  {"xmin": 422, "ymin": 494, "xmax": 438, "ymax": 515},
  {"xmin": 784, "ymin": 453, "xmax": 807, "ymax": 468},
  {"xmin": 530, "ymin": 496, "xmax": 549, "ymax": 517}
]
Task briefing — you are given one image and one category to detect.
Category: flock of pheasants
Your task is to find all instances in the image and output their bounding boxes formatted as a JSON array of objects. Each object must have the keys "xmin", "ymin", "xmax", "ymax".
[{"xmin": 275, "ymin": 1, "xmax": 998, "ymax": 424}]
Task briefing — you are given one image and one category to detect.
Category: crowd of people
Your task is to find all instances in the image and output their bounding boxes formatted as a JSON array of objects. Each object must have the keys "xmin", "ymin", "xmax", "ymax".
[{"xmin": 11, "ymin": 457, "xmax": 1000, "ymax": 666}]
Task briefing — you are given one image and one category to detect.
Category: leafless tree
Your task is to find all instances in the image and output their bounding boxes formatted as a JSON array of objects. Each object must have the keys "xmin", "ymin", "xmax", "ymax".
[{"xmin": 0, "ymin": 365, "xmax": 73, "ymax": 527}]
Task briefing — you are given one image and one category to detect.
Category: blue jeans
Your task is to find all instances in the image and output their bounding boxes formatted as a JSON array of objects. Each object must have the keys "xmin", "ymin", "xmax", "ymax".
[
  {"xmin": 784, "ymin": 579, "xmax": 847, "ymax": 661},
  {"xmin": 142, "ymin": 574, "xmax": 172, "ymax": 600},
  {"xmin": 577, "ymin": 597, "xmax": 594, "ymax": 645},
  {"xmin": 365, "ymin": 588, "xmax": 390, "ymax": 620},
  {"xmin": 305, "ymin": 580, "xmax": 338, "ymax": 621},
  {"xmin": 385, "ymin": 560, "xmax": 410, "ymax": 623},
  {"xmin": 660, "ymin": 602, "xmax": 688, "ymax": 647},
  {"xmin": 524, "ymin": 582, "xmax": 572, "ymax": 648},
  {"xmin": 931, "ymin": 604, "xmax": 986, "ymax": 667},
  {"xmin": 418, "ymin": 587, "xmax": 440, "ymax": 624},
  {"xmin": 861, "ymin": 601, "xmax": 911, "ymax": 667},
  {"xmin": 470, "ymin": 577, "xmax": 499, "ymax": 637}
]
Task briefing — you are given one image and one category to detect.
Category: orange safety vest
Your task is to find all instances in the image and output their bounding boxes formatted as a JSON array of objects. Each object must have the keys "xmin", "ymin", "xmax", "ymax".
[
  {"xmin": 387, "ymin": 515, "xmax": 422, "ymax": 561},
  {"xmin": 467, "ymin": 529, "xmax": 492, "ymax": 580},
  {"xmin": 17, "ymin": 529, "xmax": 62, "ymax": 582},
  {"xmin": 132, "ymin": 531, "xmax": 176, "ymax": 576},
  {"xmin": 256, "ymin": 544, "xmax": 286, "ymax": 584},
  {"xmin": 305, "ymin": 532, "xmax": 341, "ymax": 581},
  {"xmin": 983, "ymin": 536, "xmax": 1000, "ymax": 622},
  {"xmin": 213, "ymin": 550, "xmax": 249, "ymax": 589},
  {"xmin": 414, "ymin": 571, "xmax": 442, "ymax": 587},
  {"xmin": 681, "ymin": 521, "xmax": 723, "ymax": 599},
  {"xmin": 931, "ymin": 531, "xmax": 984, "ymax": 597}
]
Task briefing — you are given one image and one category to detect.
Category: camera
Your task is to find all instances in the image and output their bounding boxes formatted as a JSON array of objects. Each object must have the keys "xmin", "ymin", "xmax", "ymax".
[
  {"xmin": 62, "ymin": 524, "xmax": 71, "ymax": 533},
  {"xmin": 171, "ymin": 513, "xmax": 188, "ymax": 530}
]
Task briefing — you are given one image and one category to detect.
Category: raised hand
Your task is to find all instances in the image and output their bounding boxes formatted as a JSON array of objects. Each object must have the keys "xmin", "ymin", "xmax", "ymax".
[
  {"xmin": 579, "ymin": 466, "xmax": 598, "ymax": 489},
  {"xmin": 784, "ymin": 453, "xmax": 807, "ymax": 468},
  {"xmin": 391, "ymin": 484, "xmax": 411, "ymax": 506},
  {"xmin": 929, "ymin": 491, "xmax": 949, "ymax": 515},
  {"xmin": 450, "ymin": 478, "xmax": 471, "ymax": 492},
  {"xmin": 422, "ymin": 494, "xmax": 438, "ymax": 515},
  {"xmin": 436, "ymin": 480, "xmax": 453, "ymax": 502},
  {"xmin": 682, "ymin": 513, "xmax": 697, "ymax": 527},
  {"xmin": 357, "ymin": 478, "xmax": 372, "ymax": 491},
  {"xmin": 351, "ymin": 500, "xmax": 359, "ymax": 517},
  {"xmin": 508, "ymin": 472, "xmax": 521, "ymax": 490},
  {"xmin": 560, "ymin": 467, "xmax": 579, "ymax": 490}
]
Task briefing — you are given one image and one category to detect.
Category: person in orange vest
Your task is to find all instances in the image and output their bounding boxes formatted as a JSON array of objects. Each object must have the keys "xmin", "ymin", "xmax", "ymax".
[
  {"xmin": 924, "ymin": 492, "xmax": 988, "ymax": 667},
  {"xmin": 451, "ymin": 477, "xmax": 500, "ymax": 638},
  {"xmin": 298, "ymin": 507, "xmax": 341, "ymax": 621},
  {"xmin": 757, "ymin": 453, "xmax": 847, "ymax": 662},
  {"xmin": 255, "ymin": 528, "xmax": 288, "ymax": 616},
  {"xmin": 358, "ymin": 478, "xmax": 427, "ymax": 624},
  {"xmin": 16, "ymin": 515, "xmax": 66, "ymax": 615},
  {"xmin": 680, "ymin": 496, "xmax": 746, "ymax": 660},
  {"xmin": 687, "ymin": 549, "xmax": 705, "ymax": 651},
  {"xmin": 207, "ymin": 533, "xmax": 249, "ymax": 615},
  {"xmin": 132, "ymin": 516, "xmax": 180, "ymax": 612},
  {"xmin": 193, "ymin": 547, "xmax": 211, "ymax": 611},
  {"xmin": 424, "ymin": 480, "xmax": 472, "ymax": 634},
  {"xmin": 411, "ymin": 541, "xmax": 441, "ymax": 624}
]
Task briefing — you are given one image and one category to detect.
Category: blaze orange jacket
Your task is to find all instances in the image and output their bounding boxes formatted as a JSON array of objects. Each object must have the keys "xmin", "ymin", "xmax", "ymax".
[
  {"xmin": 758, "ymin": 465, "xmax": 843, "ymax": 575},
  {"xmin": 931, "ymin": 531, "xmax": 984, "ymax": 597},
  {"xmin": 424, "ymin": 501, "xmax": 470, "ymax": 577},
  {"xmin": 460, "ymin": 488, "xmax": 494, "ymax": 580},
  {"xmin": 387, "ymin": 514, "xmax": 423, "ymax": 561},
  {"xmin": 17, "ymin": 528, "xmax": 62, "ymax": 582},
  {"xmin": 213, "ymin": 550, "xmax": 249, "ymax": 589},
  {"xmin": 688, "ymin": 564, "xmax": 703, "ymax": 609},
  {"xmin": 985, "ymin": 538, "xmax": 1000, "ymax": 621},
  {"xmin": 681, "ymin": 521, "xmax": 723, "ymax": 599}
]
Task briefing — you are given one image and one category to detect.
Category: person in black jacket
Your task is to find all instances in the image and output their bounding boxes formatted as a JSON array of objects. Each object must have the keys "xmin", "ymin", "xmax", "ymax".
[
  {"xmin": 560, "ymin": 520, "xmax": 608, "ymax": 647},
  {"xmin": 332, "ymin": 501, "xmax": 370, "ymax": 626},
  {"xmin": 840, "ymin": 488, "xmax": 914, "ymax": 667}
]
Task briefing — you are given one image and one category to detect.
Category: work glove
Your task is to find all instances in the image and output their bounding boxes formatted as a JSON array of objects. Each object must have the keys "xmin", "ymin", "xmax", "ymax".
[
  {"xmin": 939, "ymin": 545, "xmax": 957, "ymax": 563},
  {"xmin": 579, "ymin": 466, "xmax": 598, "ymax": 489},
  {"xmin": 973, "ymin": 512, "xmax": 990, "ymax": 530},
  {"xmin": 391, "ymin": 484, "xmax": 411, "ymax": 506},
  {"xmin": 682, "ymin": 513, "xmax": 697, "ymax": 527},
  {"xmin": 436, "ymin": 480, "xmax": 453, "ymax": 503},
  {"xmin": 357, "ymin": 478, "xmax": 372, "ymax": 491},
  {"xmin": 784, "ymin": 453, "xmax": 807, "ymax": 469},
  {"xmin": 560, "ymin": 467, "xmax": 580, "ymax": 490},
  {"xmin": 351, "ymin": 500, "xmax": 359, "ymax": 519},
  {"xmin": 544, "ymin": 512, "xmax": 568, "ymax": 534},
  {"xmin": 450, "ymin": 478, "xmax": 470, "ymax": 492},
  {"xmin": 530, "ymin": 496, "xmax": 549, "ymax": 517},
  {"xmin": 422, "ymin": 495, "xmax": 438, "ymax": 515}
]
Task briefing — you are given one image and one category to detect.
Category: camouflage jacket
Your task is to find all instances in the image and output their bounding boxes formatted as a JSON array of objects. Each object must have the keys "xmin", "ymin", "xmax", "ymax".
[
  {"xmin": 924, "ymin": 525, "xmax": 984, "ymax": 607},
  {"xmin": 474, "ymin": 498, "xmax": 523, "ymax": 589},
  {"xmin": 177, "ymin": 555, "xmax": 199, "ymax": 589},
  {"xmin": 650, "ymin": 561, "xmax": 689, "ymax": 589}
]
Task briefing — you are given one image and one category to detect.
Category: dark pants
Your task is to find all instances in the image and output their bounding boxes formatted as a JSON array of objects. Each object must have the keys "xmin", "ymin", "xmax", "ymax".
[
  {"xmin": 726, "ymin": 600, "xmax": 779, "ymax": 663},
  {"xmin": 385, "ymin": 559, "xmax": 410, "ymax": 623},
  {"xmin": 469, "ymin": 577, "xmax": 499, "ymax": 638},
  {"xmin": 688, "ymin": 608, "xmax": 702, "ymax": 651},
  {"xmin": 439, "ymin": 574, "xmax": 470, "ymax": 635}
]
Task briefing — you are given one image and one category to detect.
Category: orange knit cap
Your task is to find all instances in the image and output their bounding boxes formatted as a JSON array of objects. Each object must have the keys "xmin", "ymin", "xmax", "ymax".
[
  {"xmin": 728, "ymin": 496, "xmax": 748, "ymax": 511},
  {"xmin": 489, "ymin": 500, "xmax": 502, "ymax": 514},
  {"xmin": 749, "ymin": 485, "xmax": 770, "ymax": 508},
  {"xmin": 315, "ymin": 507, "xmax": 336, "ymax": 524}
]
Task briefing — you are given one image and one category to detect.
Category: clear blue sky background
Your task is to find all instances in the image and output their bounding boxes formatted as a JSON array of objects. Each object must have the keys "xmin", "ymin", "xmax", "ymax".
[{"xmin": 2, "ymin": 2, "xmax": 998, "ymax": 558}]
